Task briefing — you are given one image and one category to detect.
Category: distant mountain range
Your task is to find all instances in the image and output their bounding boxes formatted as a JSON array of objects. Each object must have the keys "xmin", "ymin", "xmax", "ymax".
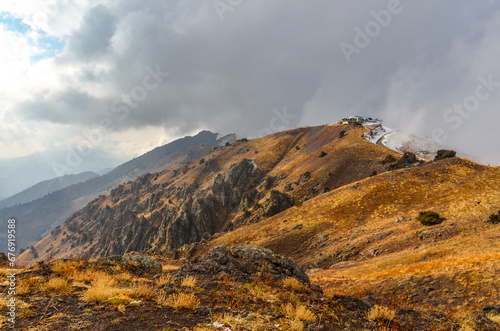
[
  {"xmin": 0, "ymin": 130, "xmax": 235, "ymax": 250},
  {"xmin": 0, "ymin": 148, "xmax": 126, "ymax": 198},
  {"xmin": 0, "ymin": 172, "xmax": 99, "ymax": 209}
]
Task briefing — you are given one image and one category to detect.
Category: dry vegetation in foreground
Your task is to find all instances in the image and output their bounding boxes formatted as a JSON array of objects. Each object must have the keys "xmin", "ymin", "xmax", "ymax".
[{"xmin": 1, "ymin": 247, "xmax": 499, "ymax": 330}]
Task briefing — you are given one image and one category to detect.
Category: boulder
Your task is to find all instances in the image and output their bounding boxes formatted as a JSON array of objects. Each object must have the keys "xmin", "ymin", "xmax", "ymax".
[
  {"xmin": 175, "ymin": 245, "xmax": 309, "ymax": 285},
  {"xmin": 97, "ymin": 253, "xmax": 162, "ymax": 275}
]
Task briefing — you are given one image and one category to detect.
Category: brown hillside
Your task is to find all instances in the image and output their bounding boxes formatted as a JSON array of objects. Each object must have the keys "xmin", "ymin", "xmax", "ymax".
[
  {"xmin": 202, "ymin": 157, "xmax": 500, "ymax": 315},
  {"xmin": 20, "ymin": 124, "xmax": 400, "ymax": 264}
]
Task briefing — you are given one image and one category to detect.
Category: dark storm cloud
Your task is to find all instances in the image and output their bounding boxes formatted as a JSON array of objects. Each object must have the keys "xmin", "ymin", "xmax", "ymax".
[
  {"xmin": 15, "ymin": 0, "xmax": 500, "ymax": 164},
  {"xmin": 65, "ymin": 4, "xmax": 117, "ymax": 60}
]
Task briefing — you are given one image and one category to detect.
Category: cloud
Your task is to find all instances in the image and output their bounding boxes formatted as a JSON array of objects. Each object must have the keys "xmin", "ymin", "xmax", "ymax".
[
  {"xmin": 64, "ymin": 4, "xmax": 116, "ymax": 60},
  {"xmin": 0, "ymin": 0, "xmax": 499, "ymax": 165}
]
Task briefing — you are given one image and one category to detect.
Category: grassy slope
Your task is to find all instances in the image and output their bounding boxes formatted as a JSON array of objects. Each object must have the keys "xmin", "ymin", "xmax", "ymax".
[
  {"xmin": 21, "ymin": 124, "xmax": 399, "ymax": 263},
  {"xmin": 205, "ymin": 157, "xmax": 500, "ymax": 314}
]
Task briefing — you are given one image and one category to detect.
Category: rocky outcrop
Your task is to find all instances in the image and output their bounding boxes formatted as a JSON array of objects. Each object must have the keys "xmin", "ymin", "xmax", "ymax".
[
  {"xmin": 262, "ymin": 190, "xmax": 294, "ymax": 217},
  {"xmin": 175, "ymin": 245, "xmax": 310, "ymax": 284},
  {"xmin": 95, "ymin": 253, "xmax": 162, "ymax": 276}
]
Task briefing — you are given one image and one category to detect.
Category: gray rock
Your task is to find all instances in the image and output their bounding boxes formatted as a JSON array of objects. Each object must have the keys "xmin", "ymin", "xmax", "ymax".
[{"xmin": 175, "ymin": 245, "xmax": 310, "ymax": 285}]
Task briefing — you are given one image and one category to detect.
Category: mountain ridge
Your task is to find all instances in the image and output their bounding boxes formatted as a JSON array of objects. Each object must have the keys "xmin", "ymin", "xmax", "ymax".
[
  {"xmin": 21, "ymin": 124, "xmax": 406, "ymax": 262},
  {"xmin": 0, "ymin": 171, "xmax": 99, "ymax": 209},
  {"xmin": 0, "ymin": 130, "xmax": 233, "ymax": 250}
]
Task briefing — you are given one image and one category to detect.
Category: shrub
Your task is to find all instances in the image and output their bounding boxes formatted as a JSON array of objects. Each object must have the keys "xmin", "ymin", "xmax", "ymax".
[
  {"xmin": 29, "ymin": 246, "xmax": 39, "ymax": 259},
  {"xmin": 417, "ymin": 211, "xmax": 443, "ymax": 226},
  {"xmin": 434, "ymin": 149, "xmax": 456, "ymax": 161},
  {"xmin": 382, "ymin": 154, "xmax": 397, "ymax": 164},
  {"xmin": 319, "ymin": 151, "xmax": 327, "ymax": 158},
  {"xmin": 339, "ymin": 130, "xmax": 346, "ymax": 138},
  {"xmin": 264, "ymin": 176, "xmax": 276, "ymax": 190},
  {"xmin": 370, "ymin": 170, "xmax": 377, "ymax": 177},
  {"xmin": 487, "ymin": 211, "xmax": 500, "ymax": 224},
  {"xmin": 391, "ymin": 152, "xmax": 417, "ymax": 169},
  {"xmin": 222, "ymin": 221, "xmax": 234, "ymax": 232}
]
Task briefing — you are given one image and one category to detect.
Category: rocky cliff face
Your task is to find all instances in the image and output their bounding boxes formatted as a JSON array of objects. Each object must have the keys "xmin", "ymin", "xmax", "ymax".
[
  {"xmin": 23, "ymin": 124, "xmax": 402, "ymax": 262},
  {"xmin": 54, "ymin": 158, "xmax": 263, "ymax": 258}
]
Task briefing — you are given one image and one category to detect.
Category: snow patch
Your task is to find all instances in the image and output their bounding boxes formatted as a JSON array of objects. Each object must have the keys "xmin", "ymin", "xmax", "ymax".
[
  {"xmin": 249, "ymin": 159, "xmax": 258, "ymax": 172},
  {"xmin": 363, "ymin": 123, "xmax": 393, "ymax": 144},
  {"xmin": 364, "ymin": 124, "xmax": 445, "ymax": 160}
]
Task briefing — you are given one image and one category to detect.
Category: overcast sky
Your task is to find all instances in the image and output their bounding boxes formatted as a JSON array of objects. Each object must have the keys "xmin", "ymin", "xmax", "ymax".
[{"xmin": 1, "ymin": 0, "xmax": 500, "ymax": 165}]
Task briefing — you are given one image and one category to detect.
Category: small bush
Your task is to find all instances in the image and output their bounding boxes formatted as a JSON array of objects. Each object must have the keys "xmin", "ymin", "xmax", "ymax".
[
  {"xmin": 382, "ymin": 154, "xmax": 397, "ymax": 165},
  {"xmin": 222, "ymin": 221, "xmax": 234, "ymax": 232},
  {"xmin": 390, "ymin": 152, "xmax": 417, "ymax": 169},
  {"xmin": 370, "ymin": 170, "xmax": 377, "ymax": 177},
  {"xmin": 487, "ymin": 211, "xmax": 500, "ymax": 224},
  {"xmin": 434, "ymin": 149, "xmax": 456, "ymax": 161},
  {"xmin": 339, "ymin": 130, "xmax": 346, "ymax": 138},
  {"xmin": 417, "ymin": 211, "xmax": 443, "ymax": 226},
  {"xmin": 264, "ymin": 176, "xmax": 276, "ymax": 190},
  {"xmin": 319, "ymin": 151, "xmax": 327, "ymax": 158}
]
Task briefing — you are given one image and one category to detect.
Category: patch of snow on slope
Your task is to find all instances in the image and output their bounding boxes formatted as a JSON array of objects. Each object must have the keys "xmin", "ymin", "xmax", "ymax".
[
  {"xmin": 381, "ymin": 131, "xmax": 444, "ymax": 160},
  {"xmin": 249, "ymin": 159, "xmax": 258, "ymax": 172},
  {"xmin": 364, "ymin": 123, "xmax": 445, "ymax": 160},
  {"xmin": 363, "ymin": 123, "xmax": 393, "ymax": 143}
]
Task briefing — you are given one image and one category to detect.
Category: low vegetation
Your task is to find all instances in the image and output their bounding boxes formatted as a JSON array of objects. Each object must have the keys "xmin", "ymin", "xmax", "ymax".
[
  {"xmin": 487, "ymin": 211, "xmax": 500, "ymax": 224},
  {"xmin": 434, "ymin": 149, "xmax": 457, "ymax": 161},
  {"xmin": 417, "ymin": 210, "xmax": 443, "ymax": 226}
]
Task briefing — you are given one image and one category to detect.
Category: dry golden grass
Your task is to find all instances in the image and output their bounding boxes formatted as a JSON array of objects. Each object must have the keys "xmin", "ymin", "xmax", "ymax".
[
  {"xmin": 51, "ymin": 260, "xmax": 80, "ymax": 279},
  {"xmin": 115, "ymin": 272, "xmax": 133, "ymax": 282},
  {"xmin": 487, "ymin": 312, "xmax": 500, "ymax": 324},
  {"xmin": 155, "ymin": 289, "xmax": 169, "ymax": 307},
  {"xmin": 0, "ymin": 267, "xmax": 13, "ymax": 277},
  {"xmin": 129, "ymin": 282, "xmax": 154, "ymax": 301},
  {"xmin": 44, "ymin": 277, "xmax": 72, "ymax": 293},
  {"xmin": 157, "ymin": 274, "xmax": 173, "ymax": 286},
  {"xmin": 180, "ymin": 275, "xmax": 197, "ymax": 288},
  {"xmin": 282, "ymin": 277, "xmax": 307, "ymax": 292},
  {"xmin": 78, "ymin": 271, "xmax": 154, "ymax": 306},
  {"xmin": 366, "ymin": 305, "xmax": 396, "ymax": 322},
  {"xmin": 289, "ymin": 319, "xmax": 305, "ymax": 331},
  {"xmin": 17, "ymin": 276, "xmax": 44, "ymax": 295},
  {"xmin": 161, "ymin": 263, "xmax": 180, "ymax": 273},
  {"xmin": 83, "ymin": 286, "xmax": 124, "ymax": 305},
  {"xmin": 158, "ymin": 292, "xmax": 199, "ymax": 311},
  {"xmin": 208, "ymin": 312, "xmax": 273, "ymax": 331},
  {"xmin": 249, "ymin": 285, "xmax": 277, "ymax": 301},
  {"xmin": 281, "ymin": 303, "xmax": 316, "ymax": 321},
  {"xmin": 81, "ymin": 271, "xmax": 153, "ymax": 305},
  {"xmin": 0, "ymin": 295, "xmax": 30, "ymax": 312}
]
